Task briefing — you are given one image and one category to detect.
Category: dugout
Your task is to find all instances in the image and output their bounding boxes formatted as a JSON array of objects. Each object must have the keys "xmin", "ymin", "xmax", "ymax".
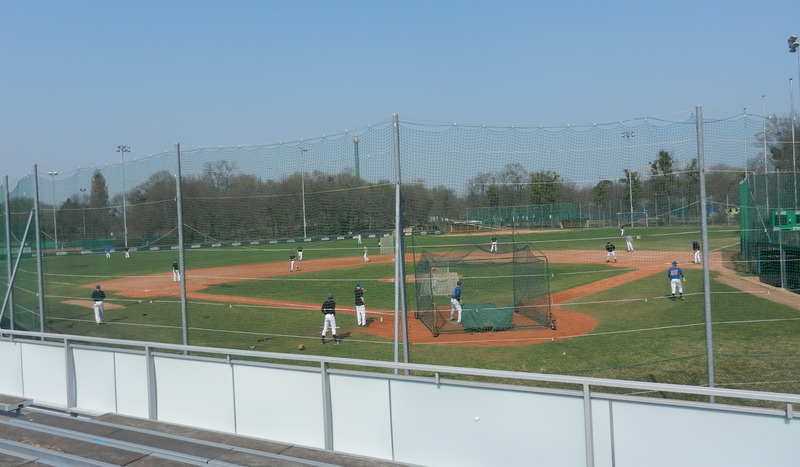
[{"xmin": 411, "ymin": 233, "xmax": 555, "ymax": 337}]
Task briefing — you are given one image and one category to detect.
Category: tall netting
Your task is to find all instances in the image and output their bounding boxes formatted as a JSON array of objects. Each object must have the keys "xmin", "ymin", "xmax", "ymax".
[
  {"xmin": 1, "ymin": 175, "xmax": 42, "ymax": 332},
  {"xmin": 4, "ymin": 111, "xmax": 800, "ymax": 401},
  {"xmin": 739, "ymin": 172, "xmax": 800, "ymax": 291}
]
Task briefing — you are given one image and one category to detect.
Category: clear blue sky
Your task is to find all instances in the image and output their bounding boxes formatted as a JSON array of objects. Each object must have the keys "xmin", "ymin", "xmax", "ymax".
[{"xmin": 1, "ymin": 0, "xmax": 798, "ymax": 181}]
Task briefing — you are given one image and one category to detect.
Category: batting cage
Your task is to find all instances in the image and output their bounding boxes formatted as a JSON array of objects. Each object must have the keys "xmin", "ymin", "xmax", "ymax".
[{"xmin": 412, "ymin": 233, "xmax": 554, "ymax": 337}]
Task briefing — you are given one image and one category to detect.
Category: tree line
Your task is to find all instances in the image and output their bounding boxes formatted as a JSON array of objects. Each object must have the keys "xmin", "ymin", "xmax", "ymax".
[{"xmin": 12, "ymin": 128, "xmax": 799, "ymax": 248}]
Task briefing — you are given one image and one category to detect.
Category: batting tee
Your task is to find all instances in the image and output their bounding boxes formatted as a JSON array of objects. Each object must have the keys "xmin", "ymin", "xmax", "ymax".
[{"xmin": 412, "ymin": 234, "xmax": 555, "ymax": 337}]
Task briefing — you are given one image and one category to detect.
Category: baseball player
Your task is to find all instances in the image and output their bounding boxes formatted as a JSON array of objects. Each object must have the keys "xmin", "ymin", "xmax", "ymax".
[
  {"xmin": 363, "ymin": 245, "xmax": 370, "ymax": 262},
  {"xmin": 450, "ymin": 280, "xmax": 462, "ymax": 323},
  {"xmin": 321, "ymin": 293, "xmax": 340, "ymax": 344},
  {"xmin": 104, "ymin": 247, "xmax": 111, "ymax": 259},
  {"xmin": 91, "ymin": 285, "xmax": 106, "ymax": 324},
  {"xmin": 625, "ymin": 234, "xmax": 634, "ymax": 252},
  {"xmin": 692, "ymin": 241, "xmax": 701, "ymax": 264},
  {"xmin": 124, "ymin": 246, "xmax": 130, "ymax": 258},
  {"xmin": 289, "ymin": 253, "xmax": 297, "ymax": 271},
  {"xmin": 667, "ymin": 261, "xmax": 686, "ymax": 300},
  {"xmin": 297, "ymin": 246, "xmax": 303, "ymax": 261},
  {"xmin": 172, "ymin": 260, "xmax": 181, "ymax": 282},
  {"xmin": 490, "ymin": 236, "xmax": 498, "ymax": 252},
  {"xmin": 354, "ymin": 283, "xmax": 367, "ymax": 326},
  {"xmin": 605, "ymin": 242, "xmax": 617, "ymax": 263}
]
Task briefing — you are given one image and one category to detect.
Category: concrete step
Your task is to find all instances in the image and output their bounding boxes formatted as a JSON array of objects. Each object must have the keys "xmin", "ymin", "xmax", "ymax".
[{"xmin": 0, "ymin": 411, "xmax": 412, "ymax": 467}]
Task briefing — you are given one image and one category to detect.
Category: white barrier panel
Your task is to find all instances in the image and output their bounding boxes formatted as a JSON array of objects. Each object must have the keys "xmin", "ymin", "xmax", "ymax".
[
  {"xmin": 73, "ymin": 347, "xmax": 117, "ymax": 413},
  {"xmin": 389, "ymin": 379, "xmax": 588, "ymax": 467},
  {"xmin": 21, "ymin": 342, "xmax": 67, "ymax": 408},
  {"xmin": 233, "ymin": 364, "xmax": 325, "ymax": 448},
  {"xmin": 609, "ymin": 400, "xmax": 800, "ymax": 467},
  {"xmin": 154, "ymin": 356, "xmax": 236, "ymax": 433},
  {"xmin": 0, "ymin": 340, "xmax": 24, "ymax": 396},
  {"xmin": 329, "ymin": 373, "xmax": 393, "ymax": 459},
  {"xmin": 3, "ymin": 333, "xmax": 800, "ymax": 467},
  {"xmin": 113, "ymin": 351, "xmax": 149, "ymax": 418}
]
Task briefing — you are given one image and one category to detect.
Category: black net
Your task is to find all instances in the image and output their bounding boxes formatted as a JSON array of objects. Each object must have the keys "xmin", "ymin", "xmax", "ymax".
[{"xmin": 412, "ymin": 233, "xmax": 553, "ymax": 337}]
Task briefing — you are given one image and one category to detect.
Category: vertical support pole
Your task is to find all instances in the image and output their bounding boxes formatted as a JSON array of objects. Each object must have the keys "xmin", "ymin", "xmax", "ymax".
[
  {"xmin": 353, "ymin": 134, "xmax": 360, "ymax": 179},
  {"xmin": 790, "ymin": 79, "xmax": 798, "ymax": 208},
  {"xmin": 4, "ymin": 176, "xmax": 14, "ymax": 327},
  {"xmin": 697, "ymin": 106, "xmax": 716, "ymax": 399},
  {"xmin": 392, "ymin": 114, "xmax": 410, "ymax": 369},
  {"xmin": 33, "ymin": 165, "xmax": 46, "ymax": 334},
  {"xmin": 64, "ymin": 339, "xmax": 75, "ymax": 411},
  {"xmin": 320, "ymin": 362, "xmax": 334, "ymax": 450},
  {"xmin": 762, "ymin": 96, "xmax": 770, "ymax": 211},
  {"xmin": 146, "ymin": 346, "xmax": 157, "ymax": 420},
  {"xmin": 582, "ymin": 383, "xmax": 595, "ymax": 467},
  {"xmin": 175, "ymin": 143, "xmax": 189, "ymax": 349},
  {"xmin": 0, "ymin": 211, "xmax": 34, "ymax": 324}
]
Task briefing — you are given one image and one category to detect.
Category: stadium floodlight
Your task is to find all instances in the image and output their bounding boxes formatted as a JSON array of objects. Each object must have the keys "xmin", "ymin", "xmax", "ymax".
[
  {"xmin": 787, "ymin": 37, "xmax": 800, "ymax": 205},
  {"xmin": 300, "ymin": 148, "xmax": 308, "ymax": 238},
  {"xmin": 47, "ymin": 171, "xmax": 58, "ymax": 249},
  {"xmin": 79, "ymin": 188, "xmax": 87, "ymax": 236},
  {"xmin": 116, "ymin": 145, "xmax": 130, "ymax": 248}
]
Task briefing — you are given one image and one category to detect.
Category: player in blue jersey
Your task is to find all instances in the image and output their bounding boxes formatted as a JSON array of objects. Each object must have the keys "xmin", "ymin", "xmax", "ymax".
[
  {"xmin": 667, "ymin": 261, "xmax": 685, "ymax": 300},
  {"xmin": 450, "ymin": 280, "xmax": 462, "ymax": 322}
]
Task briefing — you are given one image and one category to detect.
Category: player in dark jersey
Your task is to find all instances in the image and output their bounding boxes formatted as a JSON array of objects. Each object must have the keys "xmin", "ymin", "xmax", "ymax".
[
  {"xmin": 321, "ymin": 293, "xmax": 340, "ymax": 344},
  {"xmin": 354, "ymin": 283, "xmax": 367, "ymax": 327},
  {"xmin": 692, "ymin": 241, "xmax": 701, "ymax": 264},
  {"xmin": 605, "ymin": 242, "xmax": 617, "ymax": 263}
]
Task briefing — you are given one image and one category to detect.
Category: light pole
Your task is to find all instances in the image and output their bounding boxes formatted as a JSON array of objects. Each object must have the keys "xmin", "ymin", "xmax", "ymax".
[
  {"xmin": 622, "ymin": 131, "xmax": 635, "ymax": 226},
  {"xmin": 787, "ymin": 35, "xmax": 800, "ymax": 206},
  {"xmin": 627, "ymin": 170, "xmax": 634, "ymax": 225},
  {"xmin": 300, "ymin": 148, "xmax": 308, "ymax": 238},
  {"xmin": 353, "ymin": 134, "xmax": 360, "ymax": 179},
  {"xmin": 116, "ymin": 145, "xmax": 130, "ymax": 248},
  {"xmin": 79, "ymin": 188, "xmax": 87, "ymax": 237},
  {"xmin": 47, "ymin": 171, "xmax": 58, "ymax": 249}
]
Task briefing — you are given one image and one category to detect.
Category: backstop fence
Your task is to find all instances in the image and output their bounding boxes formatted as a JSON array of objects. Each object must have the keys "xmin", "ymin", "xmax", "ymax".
[{"xmin": 2, "ymin": 110, "xmax": 800, "ymax": 398}]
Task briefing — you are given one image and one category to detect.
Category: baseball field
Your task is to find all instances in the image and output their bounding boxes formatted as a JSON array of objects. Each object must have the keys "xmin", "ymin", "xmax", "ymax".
[{"xmin": 17, "ymin": 226, "xmax": 800, "ymax": 396}]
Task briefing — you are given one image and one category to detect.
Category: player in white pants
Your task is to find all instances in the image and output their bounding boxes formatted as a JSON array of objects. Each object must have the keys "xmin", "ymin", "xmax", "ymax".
[
  {"xmin": 354, "ymin": 283, "xmax": 367, "ymax": 326},
  {"xmin": 363, "ymin": 246, "xmax": 370, "ymax": 262},
  {"xmin": 172, "ymin": 260, "xmax": 181, "ymax": 282},
  {"xmin": 692, "ymin": 241, "xmax": 701, "ymax": 264},
  {"xmin": 321, "ymin": 293, "xmax": 340, "ymax": 344},
  {"xmin": 449, "ymin": 280, "xmax": 463, "ymax": 323},
  {"xmin": 667, "ymin": 261, "xmax": 685, "ymax": 300},
  {"xmin": 450, "ymin": 295, "xmax": 462, "ymax": 323},
  {"xmin": 91, "ymin": 285, "xmax": 106, "ymax": 324}
]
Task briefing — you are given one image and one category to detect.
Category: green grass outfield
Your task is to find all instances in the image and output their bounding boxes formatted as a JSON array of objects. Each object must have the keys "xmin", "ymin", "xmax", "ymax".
[{"xmin": 9, "ymin": 226, "xmax": 800, "ymax": 396}]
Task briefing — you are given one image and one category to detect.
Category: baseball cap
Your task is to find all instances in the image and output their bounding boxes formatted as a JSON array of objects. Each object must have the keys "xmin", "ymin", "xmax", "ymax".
[
  {"xmin": 328, "ymin": 293, "xmax": 334, "ymax": 298},
  {"xmin": 356, "ymin": 283, "xmax": 361, "ymax": 287},
  {"xmin": 456, "ymin": 281, "xmax": 461, "ymax": 285},
  {"xmin": 96, "ymin": 285, "xmax": 101, "ymax": 289},
  {"xmin": 672, "ymin": 261, "xmax": 678, "ymax": 265}
]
